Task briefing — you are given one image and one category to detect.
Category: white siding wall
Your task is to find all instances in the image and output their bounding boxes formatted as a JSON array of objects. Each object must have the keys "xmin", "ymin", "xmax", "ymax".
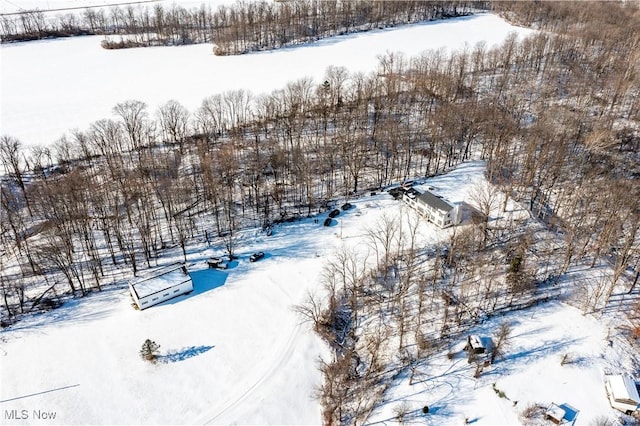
[
  {"xmin": 403, "ymin": 193, "xmax": 456, "ymax": 228},
  {"xmin": 136, "ymin": 279, "xmax": 193, "ymax": 310},
  {"xmin": 129, "ymin": 282, "xmax": 141, "ymax": 307}
]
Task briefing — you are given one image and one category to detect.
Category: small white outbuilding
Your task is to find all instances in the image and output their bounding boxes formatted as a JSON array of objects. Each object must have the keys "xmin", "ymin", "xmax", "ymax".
[
  {"xmin": 604, "ymin": 374, "xmax": 640, "ymax": 415},
  {"xmin": 129, "ymin": 263, "xmax": 193, "ymax": 310},
  {"xmin": 545, "ymin": 403, "xmax": 566, "ymax": 424}
]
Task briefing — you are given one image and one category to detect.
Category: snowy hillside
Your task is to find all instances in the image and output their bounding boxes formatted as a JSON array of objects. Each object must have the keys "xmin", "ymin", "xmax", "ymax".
[
  {"xmin": 1, "ymin": 161, "xmax": 638, "ymax": 425},
  {"xmin": 1, "ymin": 14, "xmax": 533, "ymax": 146}
]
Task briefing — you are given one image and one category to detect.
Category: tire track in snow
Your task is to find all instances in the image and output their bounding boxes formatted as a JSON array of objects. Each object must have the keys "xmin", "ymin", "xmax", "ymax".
[{"xmin": 200, "ymin": 321, "xmax": 303, "ymax": 425}]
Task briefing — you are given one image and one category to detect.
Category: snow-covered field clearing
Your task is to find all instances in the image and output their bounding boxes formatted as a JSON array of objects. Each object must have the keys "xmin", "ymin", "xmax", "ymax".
[
  {"xmin": 1, "ymin": 13, "xmax": 534, "ymax": 147},
  {"xmin": 1, "ymin": 161, "xmax": 638, "ymax": 425},
  {"xmin": 0, "ymin": 0, "xmax": 232, "ymax": 14}
]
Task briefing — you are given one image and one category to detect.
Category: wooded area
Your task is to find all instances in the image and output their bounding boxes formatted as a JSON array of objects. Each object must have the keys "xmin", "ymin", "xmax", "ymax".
[
  {"xmin": 1, "ymin": 3, "xmax": 639, "ymax": 420},
  {"xmin": 1, "ymin": 0, "xmax": 483, "ymax": 52},
  {"xmin": 297, "ymin": 3, "xmax": 640, "ymax": 423},
  {"xmin": 1, "ymin": 0, "xmax": 638, "ymax": 322}
]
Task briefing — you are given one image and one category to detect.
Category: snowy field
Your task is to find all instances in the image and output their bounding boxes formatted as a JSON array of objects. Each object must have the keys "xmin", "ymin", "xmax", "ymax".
[
  {"xmin": 0, "ymin": 0, "xmax": 233, "ymax": 14},
  {"xmin": 1, "ymin": 161, "xmax": 637, "ymax": 425},
  {"xmin": 0, "ymin": 13, "xmax": 534, "ymax": 147}
]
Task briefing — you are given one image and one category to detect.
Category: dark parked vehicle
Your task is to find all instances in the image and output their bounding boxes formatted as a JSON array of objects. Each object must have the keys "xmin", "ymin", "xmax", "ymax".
[
  {"xmin": 328, "ymin": 209, "xmax": 340, "ymax": 218},
  {"xmin": 341, "ymin": 202, "xmax": 352, "ymax": 210},
  {"xmin": 387, "ymin": 186, "xmax": 406, "ymax": 199},
  {"xmin": 323, "ymin": 218, "xmax": 333, "ymax": 226},
  {"xmin": 207, "ymin": 256, "xmax": 228, "ymax": 270},
  {"xmin": 249, "ymin": 251, "xmax": 265, "ymax": 262}
]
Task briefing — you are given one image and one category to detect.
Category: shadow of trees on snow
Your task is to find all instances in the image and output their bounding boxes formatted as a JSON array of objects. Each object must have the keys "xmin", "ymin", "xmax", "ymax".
[{"xmin": 159, "ymin": 345, "xmax": 214, "ymax": 363}]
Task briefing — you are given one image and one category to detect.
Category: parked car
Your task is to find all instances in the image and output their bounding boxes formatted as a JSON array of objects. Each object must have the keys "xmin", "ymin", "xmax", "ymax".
[
  {"xmin": 341, "ymin": 202, "xmax": 353, "ymax": 210},
  {"xmin": 207, "ymin": 256, "xmax": 228, "ymax": 270},
  {"xmin": 387, "ymin": 186, "xmax": 407, "ymax": 200},
  {"xmin": 323, "ymin": 218, "xmax": 333, "ymax": 226},
  {"xmin": 328, "ymin": 209, "xmax": 340, "ymax": 218},
  {"xmin": 249, "ymin": 251, "xmax": 265, "ymax": 262}
]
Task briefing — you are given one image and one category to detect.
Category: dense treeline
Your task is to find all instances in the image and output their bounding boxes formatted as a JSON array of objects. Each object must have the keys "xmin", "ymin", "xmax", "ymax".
[
  {"xmin": 304, "ymin": 2, "xmax": 640, "ymax": 423},
  {"xmin": 1, "ymin": 0, "xmax": 484, "ymax": 51},
  {"xmin": 208, "ymin": 0, "xmax": 479, "ymax": 55},
  {"xmin": 0, "ymin": 0, "xmax": 638, "ymax": 365}
]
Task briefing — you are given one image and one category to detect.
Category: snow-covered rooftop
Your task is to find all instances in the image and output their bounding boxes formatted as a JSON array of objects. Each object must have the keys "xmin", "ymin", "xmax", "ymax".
[
  {"xmin": 130, "ymin": 264, "xmax": 191, "ymax": 299},
  {"xmin": 546, "ymin": 403, "xmax": 566, "ymax": 422},
  {"xmin": 607, "ymin": 374, "xmax": 640, "ymax": 403}
]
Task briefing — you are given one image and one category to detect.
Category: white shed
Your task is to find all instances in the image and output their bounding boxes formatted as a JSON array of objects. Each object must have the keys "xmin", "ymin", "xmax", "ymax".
[
  {"xmin": 129, "ymin": 263, "xmax": 193, "ymax": 310},
  {"xmin": 605, "ymin": 374, "xmax": 640, "ymax": 414},
  {"xmin": 464, "ymin": 335, "xmax": 485, "ymax": 354},
  {"xmin": 545, "ymin": 403, "xmax": 566, "ymax": 424}
]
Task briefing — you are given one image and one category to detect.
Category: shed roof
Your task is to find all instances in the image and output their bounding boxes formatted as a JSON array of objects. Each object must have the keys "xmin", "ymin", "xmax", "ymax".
[
  {"xmin": 545, "ymin": 403, "xmax": 566, "ymax": 422},
  {"xmin": 417, "ymin": 190, "xmax": 454, "ymax": 212},
  {"xmin": 468, "ymin": 335, "xmax": 484, "ymax": 349},
  {"xmin": 608, "ymin": 374, "xmax": 640, "ymax": 403},
  {"xmin": 130, "ymin": 264, "xmax": 191, "ymax": 299}
]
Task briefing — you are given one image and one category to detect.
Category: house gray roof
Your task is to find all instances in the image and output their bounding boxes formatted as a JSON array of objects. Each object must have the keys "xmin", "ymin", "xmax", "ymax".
[{"xmin": 417, "ymin": 190, "xmax": 454, "ymax": 212}]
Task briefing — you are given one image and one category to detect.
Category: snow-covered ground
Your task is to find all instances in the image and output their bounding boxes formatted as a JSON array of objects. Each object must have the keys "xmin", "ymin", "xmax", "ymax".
[
  {"xmin": 366, "ymin": 300, "xmax": 634, "ymax": 426},
  {"xmin": 2, "ymin": 9, "xmax": 638, "ymax": 426},
  {"xmin": 0, "ymin": 0, "xmax": 232, "ymax": 14},
  {"xmin": 1, "ymin": 161, "xmax": 638, "ymax": 425},
  {"xmin": 0, "ymin": 13, "xmax": 534, "ymax": 147}
]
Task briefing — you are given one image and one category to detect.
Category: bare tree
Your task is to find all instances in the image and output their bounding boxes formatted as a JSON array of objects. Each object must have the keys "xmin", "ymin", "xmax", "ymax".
[
  {"xmin": 113, "ymin": 99, "xmax": 150, "ymax": 154},
  {"xmin": 490, "ymin": 321, "xmax": 511, "ymax": 364},
  {"xmin": 469, "ymin": 181, "xmax": 501, "ymax": 250},
  {"xmin": 157, "ymin": 100, "xmax": 190, "ymax": 152},
  {"xmin": 0, "ymin": 136, "xmax": 32, "ymax": 216}
]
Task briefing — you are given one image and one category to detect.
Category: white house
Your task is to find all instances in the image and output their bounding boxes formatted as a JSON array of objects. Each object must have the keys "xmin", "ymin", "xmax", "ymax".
[
  {"xmin": 129, "ymin": 263, "xmax": 193, "ymax": 310},
  {"xmin": 604, "ymin": 374, "xmax": 640, "ymax": 414},
  {"xmin": 402, "ymin": 188, "xmax": 461, "ymax": 228}
]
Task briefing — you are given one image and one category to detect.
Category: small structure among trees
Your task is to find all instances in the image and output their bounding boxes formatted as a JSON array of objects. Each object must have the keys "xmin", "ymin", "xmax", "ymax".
[
  {"xmin": 464, "ymin": 335, "xmax": 488, "ymax": 354},
  {"xmin": 129, "ymin": 263, "xmax": 193, "ymax": 310},
  {"xmin": 544, "ymin": 403, "xmax": 566, "ymax": 424}
]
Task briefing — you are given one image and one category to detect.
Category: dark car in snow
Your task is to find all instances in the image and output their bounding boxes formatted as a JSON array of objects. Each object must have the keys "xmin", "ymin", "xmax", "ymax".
[
  {"xmin": 341, "ymin": 202, "xmax": 353, "ymax": 210},
  {"xmin": 207, "ymin": 256, "xmax": 228, "ymax": 270},
  {"xmin": 249, "ymin": 251, "xmax": 265, "ymax": 262},
  {"xmin": 323, "ymin": 218, "xmax": 333, "ymax": 226},
  {"xmin": 328, "ymin": 209, "xmax": 340, "ymax": 218}
]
